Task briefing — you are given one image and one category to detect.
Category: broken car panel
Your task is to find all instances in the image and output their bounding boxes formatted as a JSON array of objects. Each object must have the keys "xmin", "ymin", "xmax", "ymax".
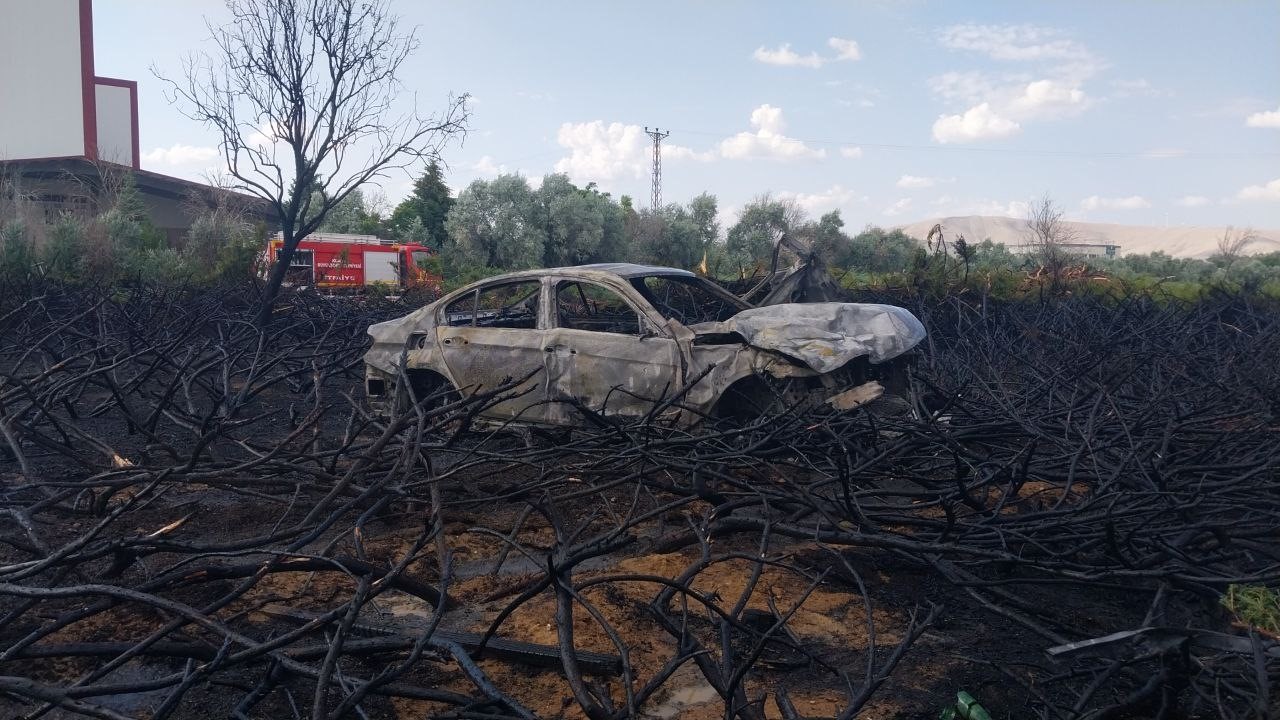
[{"xmin": 364, "ymin": 264, "xmax": 926, "ymax": 426}]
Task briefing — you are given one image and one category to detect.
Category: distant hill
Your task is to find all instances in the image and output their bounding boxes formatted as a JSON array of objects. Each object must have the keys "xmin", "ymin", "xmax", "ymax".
[{"xmin": 895, "ymin": 216, "xmax": 1280, "ymax": 259}]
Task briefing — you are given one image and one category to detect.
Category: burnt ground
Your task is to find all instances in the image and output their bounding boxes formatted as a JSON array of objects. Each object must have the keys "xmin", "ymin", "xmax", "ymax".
[{"xmin": 0, "ymin": 281, "xmax": 1277, "ymax": 719}]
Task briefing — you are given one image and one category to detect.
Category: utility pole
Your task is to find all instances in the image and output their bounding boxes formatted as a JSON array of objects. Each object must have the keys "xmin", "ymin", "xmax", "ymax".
[{"xmin": 644, "ymin": 127, "xmax": 669, "ymax": 210}]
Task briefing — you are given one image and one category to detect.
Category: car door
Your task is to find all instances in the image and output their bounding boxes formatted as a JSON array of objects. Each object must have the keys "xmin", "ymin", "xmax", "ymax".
[
  {"xmin": 543, "ymin": 279, "xmax": 682, "ymax": 422},
  {"xmin": 435, "ymin": 279, "xmax": 550, "ymax": 423}
]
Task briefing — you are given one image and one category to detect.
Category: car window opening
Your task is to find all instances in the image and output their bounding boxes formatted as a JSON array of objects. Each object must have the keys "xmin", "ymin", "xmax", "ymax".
[
  {"xmin": 443, "ymin": 281, "xmax": 541, "ymax": 329},
  {"xmin": 556, "ymin": 281, "xmax": 642, "ymax": 335}
]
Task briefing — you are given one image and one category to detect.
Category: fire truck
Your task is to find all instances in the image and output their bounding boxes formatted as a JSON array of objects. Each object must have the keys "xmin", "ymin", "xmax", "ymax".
[{"xmin": 265, "ymin": 233, "xmax": 441, "ymax": 293}]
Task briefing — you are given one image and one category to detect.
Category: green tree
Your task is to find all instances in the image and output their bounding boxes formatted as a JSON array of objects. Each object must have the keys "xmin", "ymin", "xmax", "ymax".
[
  {"xmin": 101, "ymin": 172, "xmax": 165, "ymax": 255},
  {"xmin": 444, "ymin": 174, "xmax": 542, "ymax": 269},
  {"xmin": 388, "ymin": 161, "xmax": 453, "ymax": 246},
  {"xmin": 633, "ymin": 205, "xmax": 702, "ymax": 269},
  {"xmin": 688, "ymin": 192, "xmax": 719, "ymax": 259},
  {"xmin": 838, "ymin": 226, "xmax": 920, "ymax": 273},
  {"xmin": 318, "ymin": 189, "xmax": 382, "ymax": 235},
  {"xmin": 725, "ymin": 195, "xmax": 797, "ymax": 271},
  {"xmin": 539, "ymin": 174, "xmax": 602, "ymax": 266}
]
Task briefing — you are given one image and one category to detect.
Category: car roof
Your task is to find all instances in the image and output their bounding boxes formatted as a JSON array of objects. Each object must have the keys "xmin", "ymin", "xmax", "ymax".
[
  {"xmin": 473, "ymin": 263, "xmax": 698, "ymax": 285},
  {"xmin": 570, "ymin": 263, "xmax": 696, "ymax": 278}
]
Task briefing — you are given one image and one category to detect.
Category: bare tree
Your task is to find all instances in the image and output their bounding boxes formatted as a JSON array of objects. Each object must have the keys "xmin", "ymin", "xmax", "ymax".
[
  {"xmin": 1025, "ymin": 194, "xmax": 1078, "ymax": 288},
  {"xmin": 157, "ymin": 0, "xmax": 469, "ymax": 325},
  {"xmin": 1215, "ymin": 225, "xmax": 1257, "ymax": 266}
]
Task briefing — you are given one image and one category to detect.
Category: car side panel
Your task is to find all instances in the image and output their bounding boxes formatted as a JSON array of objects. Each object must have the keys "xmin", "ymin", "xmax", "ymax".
[
  {"xmin": 435, "ymin": 325, "xmax": 551, "ymax": 423},
  {"xmin": 543, "ymin": 327, "xmax": 681, "ymax": 420}
]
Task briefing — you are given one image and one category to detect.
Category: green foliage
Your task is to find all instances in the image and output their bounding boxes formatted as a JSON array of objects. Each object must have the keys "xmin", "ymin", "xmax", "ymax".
[
  {"xmin": 1222, "ymin": 584, "xmax": 1280, "ymax": 636},
  {"xmin": 42, "ymin": 214, "xmax": 86, "ymax": 281},
  {"xmin": 725, "ymin": 195, "xmax": 790, "ymax": 270},
  {"xmin": 102, "ymin": 172, "xmax": 166, "ymax": 256},
  {"xmin": 540, "ymin": 174, "xmax": 617, "ymax": 266},
  {"xmin": 445, "ymin": 173, "xmax": 640, "ymax": 271},
  {"xmin": 318, "ymin": 189, "xmax": 383, "ymax": 235},
  {"xmin": 445, "ymin": 175, "xmax": 544, "ymax": 270},
  {"xmin": 387, "ymin": 161, "xmax": 453, "ymax": 247},
  {"xmin": 837, "ymin": 226, "xmax": 920, "ymax": 274},
  {"xmin": 186, "ymin": 211, "xmax": 268, "ymax": 283},
  {"xmin": 633, "ymin": 203, "xmax": 706, "ymax": 269},
  {"xmin": 0, "ymin": 220, "xmax": 34, "ymax": 280}
]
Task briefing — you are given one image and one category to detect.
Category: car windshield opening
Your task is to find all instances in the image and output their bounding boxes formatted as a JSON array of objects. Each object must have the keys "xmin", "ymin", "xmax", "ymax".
[{"xmin": 630, "ymin": 275, "xmax": 747, "ymax": 325}]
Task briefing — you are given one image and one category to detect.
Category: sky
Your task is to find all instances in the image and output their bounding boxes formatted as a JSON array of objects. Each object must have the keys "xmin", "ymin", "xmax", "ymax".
[{"xmin": 93, "ymin": 0, "xmax": 1280, "ymax": 230}]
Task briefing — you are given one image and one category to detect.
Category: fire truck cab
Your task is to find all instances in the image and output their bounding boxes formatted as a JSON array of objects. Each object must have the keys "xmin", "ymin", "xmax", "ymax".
[{"xmin": 266, "ymin": 233, "xmax": 439, "ymax": 293}]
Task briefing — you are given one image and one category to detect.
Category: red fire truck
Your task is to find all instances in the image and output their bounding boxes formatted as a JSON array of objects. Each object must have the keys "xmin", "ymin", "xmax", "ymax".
[{"xmin": 265, "ymin": 233, "xmax": 441, "ymax": 293}]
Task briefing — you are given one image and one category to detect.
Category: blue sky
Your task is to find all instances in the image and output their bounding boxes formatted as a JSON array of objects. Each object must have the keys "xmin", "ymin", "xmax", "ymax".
[{"xmin": 94, "ymin": 0, "xmax": 1280, "ymax": 229}]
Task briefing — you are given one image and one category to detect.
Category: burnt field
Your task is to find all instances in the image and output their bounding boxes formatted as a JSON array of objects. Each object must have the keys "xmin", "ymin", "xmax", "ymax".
[{"xmin": 0, "ymin": 280, "xmax": 1277, "ymax": 720}]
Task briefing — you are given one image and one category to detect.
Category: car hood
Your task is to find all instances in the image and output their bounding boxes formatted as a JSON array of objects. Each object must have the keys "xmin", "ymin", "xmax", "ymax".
[{"xmin": 689, "ymin": 302, "xmax": 926, "ymax": 373}]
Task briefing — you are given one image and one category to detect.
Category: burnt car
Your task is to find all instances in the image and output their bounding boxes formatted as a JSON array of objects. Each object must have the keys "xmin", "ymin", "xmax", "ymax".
[{"xmin": 363, "ymin": 263, "xmax": 925, "ymax": 426}]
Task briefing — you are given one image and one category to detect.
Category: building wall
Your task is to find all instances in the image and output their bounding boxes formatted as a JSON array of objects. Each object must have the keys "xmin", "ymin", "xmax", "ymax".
[
  {"xmin": 0, "ymin": 0, "xmax": 90, "ymax": 161},
  {"xmin": 94, "ymin": 81, "xmax": 136, "ymax": 166}
]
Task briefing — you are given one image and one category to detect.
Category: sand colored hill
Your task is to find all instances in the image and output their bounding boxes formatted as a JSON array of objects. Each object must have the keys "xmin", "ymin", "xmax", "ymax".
[{"xmin": 896, "ymin": 216, "xmax": 1280, "ymax": 259}]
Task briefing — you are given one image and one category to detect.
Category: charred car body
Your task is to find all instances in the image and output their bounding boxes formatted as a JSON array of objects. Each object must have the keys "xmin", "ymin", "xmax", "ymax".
[{"xmin": 363, "ymin": 264, "xmax": 925, "ymax": 426}]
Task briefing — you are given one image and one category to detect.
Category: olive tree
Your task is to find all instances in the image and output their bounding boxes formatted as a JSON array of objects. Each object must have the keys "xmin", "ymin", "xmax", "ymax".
[
  {"xmin": 159, "ymin": 0, "xmax": 469, "ymax": 325},
  {"xmin": 445, "ymin": 175, "xmax": 544, "ymax": 270}
]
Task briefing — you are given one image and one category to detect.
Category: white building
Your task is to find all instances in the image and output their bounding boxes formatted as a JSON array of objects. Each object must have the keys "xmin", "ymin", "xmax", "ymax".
[
  {"xmin": 1008, "ymin": 242, "xmax": 1121, "ymax": 259},
  {"xmin": 0, "ymin": 0, "xmax": 272, "ymax": 239},
  {"xmin": 0, "ymin": 0, "xmax": 138, "ymax": 168}
]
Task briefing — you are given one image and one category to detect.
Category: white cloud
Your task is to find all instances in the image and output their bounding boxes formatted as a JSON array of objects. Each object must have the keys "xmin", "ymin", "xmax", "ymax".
[
  {"xmin": 932, "ymin": 103, "xmax": 1021, "ymax": 143},
  {"xmin": 896, "ymin": 174, "xmax": 954, "ymax": 189},
  {"xmin": 1081, "ymin": 195, "xmax": 1151, "ymax": 210},
  {"xmin": 554, "ymin": 122, "xmax": 648, "ymax": 181},
  {"xmin": 554, "ymin": 106, "xmax": 824, "ymax": 183},
  {"xmin": 1177, "ymin": 195, "xmax": 1210, "ymax": 207},
  {"xmin": 1010, "ymin": 79, "xmax": 1090, "ymax": 118},
  {"xmin": 1235, "ymin": 178, "xmax": 1280, "ymax": 202},
  {"xmin": 753, "ymin": 38, "xmax": 862, "ymax": 68},
  {"xmin": 779, "ymin": 184, "xmax": 867, "ymax": 216},
  {"xmin": 932, "ymin": 74, "xmax": 1088, "ymax": 121},
  {"xmin": 976, "ymin": 199, "xmax": 1032, "ymax": 218},
  {"xmin": 1143, "ymin": 148, "xmax": 1187, "ymax": 159},
  {"xmin": 938, "ymin": 23, "xmax": 1092, "ymax": 63},
  {"xmin": 553, "ymin": 121, "xmax": 709, "ymax": 183},
  {"xmin": 1110, "ymin": 78, "xmax": 1172, "ymax": 99},
  {"xmin": 930, "ymin": 25, "xmax": 1100, "ymax": 143},
  {"xmin": 928, "ymin": 71, "xmax": 1005, "ymax": 106},
  {"xmin": 472, "ymin": 155, "xmax": 508, "ymax": 177},
  {"xmin": 1245, "ymin": 106, "xmax": 1280, "ymax": 128},
  {"xmin": 142, "ymin": 144, "xmax": 219, "ymax": 167},
  {"xmin": 828, "ymin": 37, "xmax": 861, "ymax": 61},
  {"xmin": 840, "ymin": 146, "xmax": 863, "ymax": 159},
  {"xmin": 882, "ymin": 198, "xmax": 913, "ymax": 217},
  {"xmin": 858, "ymin": 99, "xmax": 876, "ymax": 108},
  {"xmin": 718, "ymin": 104, "xmax": 825, "ymax": 160},
  {"xmin": 753, "ymin": 43, "xmax": 824, "ymax": 68}
]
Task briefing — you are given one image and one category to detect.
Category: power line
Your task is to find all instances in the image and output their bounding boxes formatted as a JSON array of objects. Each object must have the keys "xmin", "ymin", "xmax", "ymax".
[{"xmin": 645, "ymin": 127, "xmax": 670, "ymax": 209}]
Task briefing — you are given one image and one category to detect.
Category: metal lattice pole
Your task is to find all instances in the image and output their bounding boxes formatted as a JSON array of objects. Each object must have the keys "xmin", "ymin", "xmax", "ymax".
[{"xmin": 644, "ymin": 127, "xmax": 669, "ymax": 210}]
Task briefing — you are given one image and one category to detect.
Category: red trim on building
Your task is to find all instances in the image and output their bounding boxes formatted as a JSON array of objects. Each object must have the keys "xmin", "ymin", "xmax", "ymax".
[
  {"xmin": 94, "ymin": 77, "xmax": 141, "ymax": 168},
  {"xmin": 78, "ymin": 0, "xmax": 98, "ymax": 160}
]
